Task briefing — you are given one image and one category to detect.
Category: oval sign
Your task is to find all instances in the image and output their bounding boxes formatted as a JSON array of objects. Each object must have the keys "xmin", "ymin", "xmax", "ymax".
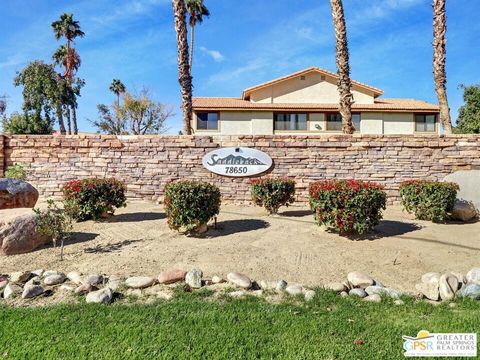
[{"xmin": 202, "ymin": 147, "xmax": 273, "ymax": 177}]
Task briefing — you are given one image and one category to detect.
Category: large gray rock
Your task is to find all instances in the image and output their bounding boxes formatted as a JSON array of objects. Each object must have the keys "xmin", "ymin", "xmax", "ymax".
[
  {"xmin": 0, "ymin": 209, "xmax": 50, "ymax": 255},
  {"xmin": 466, "ymin": 268, "xmax": 480, "ymax": 285},
  {"xmin": 438, "ymin": 274, "xmax": 459, "ymax": 301},
  {"xmin": 3, "ymin": 283, "xmax": 22, "ymax": 299},
  {"xmin": 185, "ymin": 268, "xmax": 203, "ymax": 289},
  {"xmin": 415, "ymin": 282, "xmax": 439, "ymax": 301},
  {"xmin": 227, "ymin": 272, "xmax": 252, "ymax": 289},
  {"xmin": 347, "ymin": 271, "xmax": 374, "ymax": 288},
  {"xmin": 444, "ymin": 170, "xmax": 480, "ymax": 210},
  {"xmin": 457, "ymin": 283, "xmax": 480, "ymax": 300},
  {"xmin": 0, "ymin": 179, "xmax": 39, "ymax": 209},
  {"xmin": 452, "ymin": 200, "xmax": 478, "ymax": 222},
  {"xmin": 22, "ymin": 284, "xmax": 44, "ymax": 299},
  {"xmin": 86, "ymin": 288, "xmax": 113, "ymax": 304},
  {"xmin": 44, "ymin": 274, "xmax": 66, "ymax": 286}
]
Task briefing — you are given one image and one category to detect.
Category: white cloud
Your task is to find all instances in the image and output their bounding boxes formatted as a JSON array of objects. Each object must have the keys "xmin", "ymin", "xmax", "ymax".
[{"xmin": 199, "ymin": 47, "xmax": 225, "ymax": 62}]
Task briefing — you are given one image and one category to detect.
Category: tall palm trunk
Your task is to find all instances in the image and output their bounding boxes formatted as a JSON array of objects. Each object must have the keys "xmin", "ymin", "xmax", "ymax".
[
  {"xmin": 56, "ymin": 103, "xmax": 66, "ymax": 134},
  {"xmin": 172, "ymin": 0, "xmax": 193, "ymax": 135},
  {"xmin": 66, "ymin": 106, "xmax": 72, "ymax": 135},
  {"xmin": 330, "ymin": 0, "xmax": 354, "ymax": 134},
  {"xmin": 189, "ymin": 23, "xmax": 195, "ymax": 71},
  {"xmin": 72, "ymin": 105, "xmax": 78, "ymax": 134},
  {"xmin": 433, "ymin": 0, "xmax": 452, "ymax": 134}
]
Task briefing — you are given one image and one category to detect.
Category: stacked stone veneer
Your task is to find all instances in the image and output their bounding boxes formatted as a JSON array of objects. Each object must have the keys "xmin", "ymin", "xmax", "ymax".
[{"xmin": 0, "ymin": 134, "xmax": 479, "ymax": 204}]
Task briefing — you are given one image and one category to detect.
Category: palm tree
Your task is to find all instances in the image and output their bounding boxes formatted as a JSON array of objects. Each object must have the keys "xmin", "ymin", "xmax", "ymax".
[
  {"xmin": 433, "ymin": 0, "xmax": 452, "ymax": 134},
  {"xmin": 172, "ymin": 0, "xmax": 193, "ymax": 135},
  {"xmin": 51, "ymin": 13, "xmax": 85, "ymax": 134},
  {"xmin": 185, "ymin": 0, "xmax": 210, "ymax": 72},
  {"xmin": 329, "ymin": 0, "xmax": 355, "ymax": 134},
  {"xmin": 109, "ymin": 79, "xmax": 126, "ymax": 133}
]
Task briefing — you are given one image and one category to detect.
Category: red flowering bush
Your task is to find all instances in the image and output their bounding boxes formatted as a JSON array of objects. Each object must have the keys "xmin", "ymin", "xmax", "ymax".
[
  {"xmin": 309, "ymin": 179, "xmax": 387, "ymax": 235},
  {"xmin": 250, "ymin": 177, "xmax": 296, "ymax": 214},
  {"xmin": 63, "ymin": 178, "xmax": 127, "ymax": 221},
  {"xmin": 164, "ymin": 181, "xmax": 221, "ymax": 232},
  {"xmin": 399, "ymin": 180, "xmax": 459, "ymax": 223}
]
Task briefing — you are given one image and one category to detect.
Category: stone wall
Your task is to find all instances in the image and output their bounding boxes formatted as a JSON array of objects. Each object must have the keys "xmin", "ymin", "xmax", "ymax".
[
  {"xmin": 0, "ymin": 135, "xmax": 4, "ymax": 177},
  {"xmin": 0, "ymin": 134, "xmax": 479, "ymax": 204}
]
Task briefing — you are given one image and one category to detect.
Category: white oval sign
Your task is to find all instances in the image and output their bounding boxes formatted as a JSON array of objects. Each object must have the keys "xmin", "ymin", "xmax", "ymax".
[{"xmin": 202, "ymin": 147, "xmax": 273, "ymax": 177}]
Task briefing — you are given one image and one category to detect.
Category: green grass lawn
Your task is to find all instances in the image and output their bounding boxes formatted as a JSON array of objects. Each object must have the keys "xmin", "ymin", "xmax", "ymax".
[{"xmin": 0, "ymin": 289, "xmax": 478, "ymax": 359}]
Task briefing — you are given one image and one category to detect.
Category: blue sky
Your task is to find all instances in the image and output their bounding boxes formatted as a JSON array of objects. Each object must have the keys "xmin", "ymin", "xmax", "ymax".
[{"xmin": 1, "ymin": 0, "xmax": 479, "ymax": 134}]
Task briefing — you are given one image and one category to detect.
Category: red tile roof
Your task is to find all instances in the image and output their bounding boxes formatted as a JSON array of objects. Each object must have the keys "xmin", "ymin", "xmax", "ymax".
[{"xmin": 192, "ymin": 97, "xmax": 439, "ymax": 112}]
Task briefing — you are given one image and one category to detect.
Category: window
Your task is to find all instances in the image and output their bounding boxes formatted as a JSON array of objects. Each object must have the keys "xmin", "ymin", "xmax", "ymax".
[
  {"xmin": 196, "ymin": 112, "xmax": 219, "ymax": 130},
  {"xmin": 326, "ymin": 113, "xmax": 361, "ymax": 131},
  {"xmin": 415, "ymin": 114, "xmax": 436, "ymax": 132},
  {"xmin": 274, "ymin": 113, "xmax": 307, "ymax": 131}
]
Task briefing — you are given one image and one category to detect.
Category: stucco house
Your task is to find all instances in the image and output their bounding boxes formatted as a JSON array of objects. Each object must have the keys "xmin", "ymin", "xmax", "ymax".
[{"xmin": 192, "ymin": 67, "xmax": 440, "ymax": 135}]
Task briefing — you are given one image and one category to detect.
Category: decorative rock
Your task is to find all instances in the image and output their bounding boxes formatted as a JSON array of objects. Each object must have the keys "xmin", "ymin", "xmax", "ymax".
[
  {"xmin": 452, "ymin": 200, "xmax": 478, "ymax": 222},
  {"xmin": 466, "ymin": 268, "xmax": 480, "ymax": 285},
  {"xmin": 227, "ymin": 272, "xmax": 252, "ymax": 289},
  {"xmin": 22, "ymin": 284, "xmax": 44, "ymax": 299},
  {"xmin": 157, "ymin": 269, "xmax": 187, "ymax": 284},
  {"xmin": 86, "ymin": 288, "xmax": 113, "ymax": 304},
  {"xmin": 0, "ymin": 179, "xmax": 39, "ymax": 209},
  {"xmin": 32, "ymin": 269, "xmax": 44, "ymax": 277},
  {"xmin": 44, "ymin": 273, "xmax": 66, "ymax": 286},
  {"xmin": 84, "ymin": 274, "xmax": 104, "ymax": 286},
  {"xmin": 0, "ymin": 210, "xmax": 49, "ymax": 255},
  {"xmin": 340, "ymin": 291, "xmax": 348, "ymax": 298},
  {"xmin": 457, "ymin": 283, "xmax": 480, "ymax": 300},
  {"xmin": 125, "ymin": 276, "xmax": 156, "ymax": 289},
  {"xmin": 60, "ymin": 285, "xmax": 75, "ymax": 292},
  {"xmin": 259, "ymin": 280, "xmax": 277, "ymax": 290},
  {"xmin": 349, "ymin": 288, "xmax": 367, "ymax": 298},
  {"xmin": 394, "ymin": 299, "xmax": 405, "ymax": 306},
  {"xmin": 451, "ymin": 272, "xmax": 466, "ymax": 286},
  {"xmin": 373, "ymin": 279, "xmax": 384, "ymax": 288},
  {"xmin": 25, "ymin": 276, "xmax": 41, "ymax": 287},
  {"xmin": 185, "ymin": 268, "xmax": 203, "ymax": 289},
  {"xmin": 415, "ymin": 282, "xmax": 439, "ymax": 301},
  {"xmin": 67, "ymin": 271, "xmax": 83, "ymax": 285},
  {"xmin": 107, "ymin": 275, "xmax": 122, "ymax": 290},
  {"xmin": 75, "ymin": 283, "xmax": 95, "ymax": 295},
  {"xmin": 439, "ymin": 274, "xmax": 459, "ymax": 301},
  {"xmin": 421, "ymin": 272, "xmax": 441, "ymax": 285},
  {"xmin": 275, "ymin": 279, "xmax": 287, "ymax": 291},
  {"xmin": 304, "ymin": 290, "xmax": 315, "ymax": 301},
  {"xmin": 228, "ymin": 290, "xmax": 246, "ymax": 298},
  {"xmin": 43, "ymin": 270, "xmax": 59, "ymax": 277},
  {"xmin": 324, "ymin": 282, "xmax": 347, "ymax": 292},
  {"xmin": 365, "ymin": 286, "xmax": 400, "ymax": 299},
  {"xmin": 9, "ymin": 271, "xmax": 31, "ymax": 283},
  {"xmin": 3, "ymin": 283, "xmax": 22, "ymax": 299},
  {"xmin": 364, "ymin": 294, "xmax": 381, "ymax": 303},
  {"xmin": 285, "ymin": 284, "xmax": 304, "ymax": 296},
  {"xmin": 347, "ymin": 272, "xmax": 374, "ymax": 289},
  {"xmin": 211, "ymin": 276, "xmax": 224, "ymax": 284}
]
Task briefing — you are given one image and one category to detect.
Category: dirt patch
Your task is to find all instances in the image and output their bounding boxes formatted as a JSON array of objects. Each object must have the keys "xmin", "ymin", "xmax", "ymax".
[{"xmin": 1, "ymin": 201, "xmax": 479, "ymax": 291}]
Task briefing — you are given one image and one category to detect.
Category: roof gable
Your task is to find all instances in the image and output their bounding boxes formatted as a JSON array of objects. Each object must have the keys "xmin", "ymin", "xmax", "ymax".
[{"xmin": 242, "ymin": 67, "xmax": 384, "ymax": 100}]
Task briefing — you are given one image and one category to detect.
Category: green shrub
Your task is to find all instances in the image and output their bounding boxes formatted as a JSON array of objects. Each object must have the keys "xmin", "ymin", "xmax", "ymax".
[
  {"xmin": 5, "ymin": 163, "xmax": 27, "ymax": 180},
  {"xmin": 63, "ymin": 178, "xmax": 127, "ymax": 221},
  {"xmin": 399, "ymin": 180, "xmax": 459, "ymax": 222},
  {"xmin": 164, "ymin": 181, "xmax": 221, "ymax": 232},
  {"xmin": 309, "ymin": 179, "xmax": 387, "ymax": 235},
  {"xmin": 34, "ymin": 199, "xmax": 73, "ymax": 260},
  {"xmin": 250, "ymin": 177, "xmax": 296, "ymax": 214}
]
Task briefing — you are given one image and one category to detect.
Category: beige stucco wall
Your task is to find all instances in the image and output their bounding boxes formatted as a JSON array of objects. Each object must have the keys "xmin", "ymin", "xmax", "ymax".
[
  {"xmin": 193, "ymin": 111, "xmax": 438, "ymax": 135},
  {"xmin": 249, "ymin": 72, "xmax": 375, "ymax": 104}
]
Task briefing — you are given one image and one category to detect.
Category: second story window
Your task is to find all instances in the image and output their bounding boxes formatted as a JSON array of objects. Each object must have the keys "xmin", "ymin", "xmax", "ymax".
[
  {"xmin": 196, "ymin": 112, "xmax": 219, "ymax": 130},
  {"xmin": 274, "ymin": 113, "xmax": 308, "ymax": 131}
]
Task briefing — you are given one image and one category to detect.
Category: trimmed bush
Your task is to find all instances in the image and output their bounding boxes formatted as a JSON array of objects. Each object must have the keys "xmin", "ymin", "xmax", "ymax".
[
  {"xmin": 63, "ymin": 178, "xmax": 127, "ymax": 221},
  {"xmin": 250, "ymin": 177, "xmax": 296, "ymax": 214},
  {"xmin": 164, "ymin": 181, "xmax": 221, "ymax": 232},
  {"xmin": 399, "ymin": 180, "xmax": 459, "ymax": 223},
  {"xmin": 5, "ymin": 163, "xmax": 27, "ymax": 180},
  {"xmin": 309, "ymin": 179, "xmax": 387, "ymax": 235}
]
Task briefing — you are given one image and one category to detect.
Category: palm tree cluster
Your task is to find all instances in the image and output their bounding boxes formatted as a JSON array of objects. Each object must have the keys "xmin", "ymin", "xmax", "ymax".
[{"xmin": 51, "ymin": 13, "xmax": 85, "ymax": 134}]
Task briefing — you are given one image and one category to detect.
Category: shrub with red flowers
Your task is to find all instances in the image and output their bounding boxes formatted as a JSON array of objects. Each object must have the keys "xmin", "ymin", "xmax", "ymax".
[
  {"xmin": 250, "ymin": 177, "xmax": 296, "ymax": 214},
  {"xmin": 399, "ymin": 180, "xmax": 459, "ymax": 223},
  {"xmin": 309, "ymin": 179, "xmax": 387, "ymax": 235},
  {"xmin": 63, "ymin": 178, "xmax": 127, "ymax": 221},
  {"xmin": 164, "ymin": 181, "xmax": 221, "ymax": 233}
]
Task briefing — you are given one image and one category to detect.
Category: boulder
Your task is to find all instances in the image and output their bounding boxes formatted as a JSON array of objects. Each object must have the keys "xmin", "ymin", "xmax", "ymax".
[
  {"xmin": 227, "ymin": 272, "xmax": 252, "ymax": 289},
  {"xmin": 452, "ymin": 200, "xmax": 478, "ymax": 222},
  {"xmin": 0, "ymin": 179, "xmax": 39, "ymax": 209},
  {"xmin": 324, "ymin": 282, "xmax": 347, "ymax": 292},
  {"xmin": 275, "ymin": 280, "xmax": 288, "ymax": 291},
  {"xmin": 457, "ymin": 283, "xmax": 480, "ymax": 300},
  {"xmin": 3, "ymin": 283, "xmax": 22, "ymax": 299},
  {"xmin": 438, "ymin": 274, "xmax": 459, "ymax": 301},
  {"xmin": 349, "ymin": 288, "xmax": 367, "ymax": 298},
  {"xmin": 67, "ymin": 271, "xmax": 83, "ymax": 285},
  {"xmin": 9, "ymin": 271, "xmax": 31, "ymax": 283},
  {"xmin": 84, "ymin": 274, "xmax": 104, "ymax": 286},
  {"xmin": 86, "ymin": 288, "xmax": 113, "ymax": 304},
  {"xmin": 444, "ymin": 170, "xmax": 480, "ymax": 210},
  {"xmin": 44, "ymin": 273, "xmax": 66, "ymax": 286},
  {"xmin": 415, "ymin": 282, "xmax": 439, "ymax": 301},
  {"xmin": 304, "ymin": 290, "xmax": 315, "ymax": 301},
  {"xmin": 125, "ymin": 276, "xmax": 156, "ymax": 289},
  {"xmin": 0, "ymin": 209, "xmax": 50, "ymax": 255},
  {"xmin": 347, "ymin": 271, "xmax": 374, "ymax": 288},
  {"xmin": 185, "ymin": 268, "xmax": 203, "ymax": 289},
  {"xmin": 22, "ymin": 284, "xmax": 44, "ymax": 299},
  {"xmin": 466, "ymin": 268, "xmax": 480, "ymax": 285},
  {"xmin": 421, "ymin": 272, "xmax": 441, "ymax": 285}
]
